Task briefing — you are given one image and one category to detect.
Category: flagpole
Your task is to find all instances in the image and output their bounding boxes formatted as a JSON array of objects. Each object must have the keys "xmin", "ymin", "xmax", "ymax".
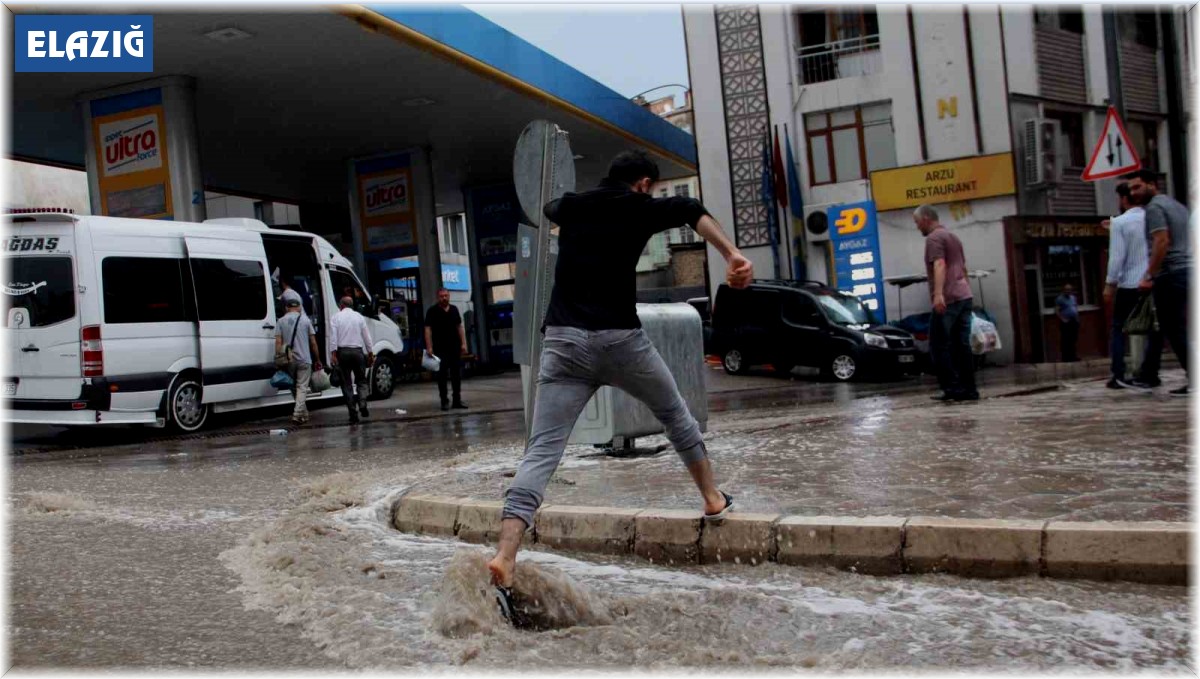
[{"xmin": 774, "ymin": 125, "xmax": 794, "ymax": 280}]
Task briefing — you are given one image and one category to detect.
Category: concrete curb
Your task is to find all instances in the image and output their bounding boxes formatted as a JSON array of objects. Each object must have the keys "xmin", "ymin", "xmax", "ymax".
[{"xmin": 392, "ymin": 495, "xmax": 1192, "ymax": 586}]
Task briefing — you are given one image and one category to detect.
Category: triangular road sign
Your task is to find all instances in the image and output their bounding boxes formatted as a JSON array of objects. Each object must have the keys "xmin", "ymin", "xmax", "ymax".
[{"xmin": 1082, "ymin": 107, "xmax": 1141, "ymax": 181}]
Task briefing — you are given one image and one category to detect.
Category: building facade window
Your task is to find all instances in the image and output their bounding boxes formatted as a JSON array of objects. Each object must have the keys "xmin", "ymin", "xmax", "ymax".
[
  {"xmin": 1044, "ymin": 110, "xmax": 1087, "ymax": 168},
  {"xmin": 673, "ymin": 184, "xmax": 691, "ymax": 198},
  {"xmin": 804, "ymin": 102, "xmax": 896, "ymax": 186},
  {"xmin": 795, "ymin": 7, "xmax": 881, "ymax": 84},
  {"xmin": 440, "ymin": 214, "xmax": 466, "ymax": 256},
  {"xmin": 1118, "ymin": 11, "xmax": 1159, "ymax": 48},
  {"xmin": 1041, "ymin": 244, "xmax": 1101, "ymax": 310},
  {"xmin": 1035, "ymin": 6, "xmax": 1084, "ymax": 33}
]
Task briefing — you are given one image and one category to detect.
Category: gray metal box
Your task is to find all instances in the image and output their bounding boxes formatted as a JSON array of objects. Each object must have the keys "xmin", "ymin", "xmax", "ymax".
[{"xmin": 568, "ymin": 303, "xmax": 708, "ymax": 446}]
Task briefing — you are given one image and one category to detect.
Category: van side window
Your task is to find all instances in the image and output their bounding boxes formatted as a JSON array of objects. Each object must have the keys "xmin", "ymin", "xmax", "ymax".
[
  {"xmin": 191, "ymin": 259, "xmax": 267, "ymax": 321},
  {"xmin": 2, "ymin": 256, "xmax": 75, "ymax": 327},
  {"xmin": 102, "ymin": 257, "xmax": 193, "ymax": 323},
  {"xmin": 329, "ymin": 266, "xmax": 372, "ymax": 314},
  {"xmin": 782, "ymin": 294, "xmax": 821, "ymax": 326}
]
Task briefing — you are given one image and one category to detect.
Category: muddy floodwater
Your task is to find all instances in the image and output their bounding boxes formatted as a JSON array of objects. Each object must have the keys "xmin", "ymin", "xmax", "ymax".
[{"xmin": 8, "ymin": 374, "xmax": 1192, "ymax": 671}]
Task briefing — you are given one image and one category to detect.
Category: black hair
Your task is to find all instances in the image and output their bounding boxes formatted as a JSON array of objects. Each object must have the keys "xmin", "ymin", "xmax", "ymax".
[
  {"xmin": 605, "ymin": 150, "xmax": 660, "ymax": 186},
  {"xmin": 1115, "ymin": 182, "xmax": 1131, "ymax": 198},
  {"xmin": 1121, "ymin": 169, "xmax": 1158, "ymax": 183}
]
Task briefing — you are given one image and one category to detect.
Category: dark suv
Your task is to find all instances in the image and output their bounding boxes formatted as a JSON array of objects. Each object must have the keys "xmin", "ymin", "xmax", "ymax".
[{"xmin": 710, "ymin": 280, "xmax": 919, "ymax": 381}]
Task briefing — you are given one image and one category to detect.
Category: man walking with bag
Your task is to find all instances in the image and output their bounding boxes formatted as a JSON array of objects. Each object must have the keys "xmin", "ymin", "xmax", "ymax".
[
  {"xmin": 1125, "ymin": 169, "xmax": 1192, "ymax": 395},
  {"xmin": 275, "ymin": 298, "xmax": 322, "ymax": 425},
  {"xmin": 915, "ymin": 204, "xmax": 978, "ymax": 402},
  {"xmin": 1103, "ymin": 182, "xmax": 1153, "ymax": 389},
  {"xmin": 424, "ymin": 287, "xmax": 469, "ymax": 411},
  {"xmin": 330, "ymin": 295, "xmax": 374, "ymax": 424}
]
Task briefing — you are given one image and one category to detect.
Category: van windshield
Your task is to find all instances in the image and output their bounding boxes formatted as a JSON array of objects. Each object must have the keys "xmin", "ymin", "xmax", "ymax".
[
  {"xmin": 2, "ymin": 256, "xmax": 75, "ymax": 328},
  {"xmin": 815, "ymin": 291, "xmax": 872, "ymax": 328}
]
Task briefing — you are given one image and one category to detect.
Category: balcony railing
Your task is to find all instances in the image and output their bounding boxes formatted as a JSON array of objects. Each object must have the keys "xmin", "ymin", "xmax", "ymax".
[{"xmin": 796, "ymin": 35, "xmax": 883, "ymax": 85}]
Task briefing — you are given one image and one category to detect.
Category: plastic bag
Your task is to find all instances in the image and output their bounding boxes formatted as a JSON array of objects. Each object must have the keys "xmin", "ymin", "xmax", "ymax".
[
  {"xmin": 309, "ymin": 368, "xmax": 331, "ymax": 392},
  {"xmin": 1123, "ymin": 295, "xmax": 1158, "ymax": 335},
  {"xmin": 270, "ymin": 370, "xmax": 295, "ymax": 390},
  {"xmin": 969, "ymin": 313, "xmax": 1002, "ymax": 355},
  {"xmin": 421, "ymin": 353, "xmax": 441, "ymax": 373},
  {"xmin": 329, "ymin": 367, "xmax": 342, "ymax": 388}
]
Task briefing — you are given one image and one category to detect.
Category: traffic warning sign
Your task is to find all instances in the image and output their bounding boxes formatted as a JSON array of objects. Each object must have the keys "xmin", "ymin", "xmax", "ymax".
[{"xmin": 1082, "ymin": 107, "xmax": 1141, "ymax": 181}]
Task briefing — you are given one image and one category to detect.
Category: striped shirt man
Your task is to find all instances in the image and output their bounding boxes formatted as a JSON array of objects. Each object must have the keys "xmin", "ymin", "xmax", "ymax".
[{"xmin": 1107, "ymin": 206, "xmax": 1148, "ymax": 289}]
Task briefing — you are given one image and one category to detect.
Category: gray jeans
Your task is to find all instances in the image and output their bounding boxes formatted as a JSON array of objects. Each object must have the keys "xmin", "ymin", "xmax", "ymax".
[{"xmin": 503, "ymin": 326, "xmax": 708, "ymax": 528}]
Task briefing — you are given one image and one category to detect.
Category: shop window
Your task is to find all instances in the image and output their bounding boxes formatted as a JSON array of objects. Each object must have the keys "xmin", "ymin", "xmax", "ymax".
[
  {"xmin": 805, "ymin": 102, "xmax": 896, "ymax": 186},
  {"xmin": 440, "ymin": 214, "xmax": 467, "ymax": 256},
  {"xmin": 1041, "ymin": 244, "xmax": 1101, "ymax": 310}
]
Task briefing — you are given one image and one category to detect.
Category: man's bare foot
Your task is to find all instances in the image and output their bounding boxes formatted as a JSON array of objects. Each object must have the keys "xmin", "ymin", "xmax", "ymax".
[
  {"xmin": 702, "ymin": 489, "xmax": 727, "ymax": 515},
  {"xmin": 487, "ymin": 554, "xmax": 515, "ymax": 588}
]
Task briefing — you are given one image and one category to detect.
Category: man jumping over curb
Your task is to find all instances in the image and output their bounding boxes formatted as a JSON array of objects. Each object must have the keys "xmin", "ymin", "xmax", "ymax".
[{"xmin": 487, "ymin": 150, "xmax": 754, "ymax": 616}]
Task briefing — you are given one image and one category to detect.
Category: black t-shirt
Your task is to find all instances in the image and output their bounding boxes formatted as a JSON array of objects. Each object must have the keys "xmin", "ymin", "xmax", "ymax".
[
  {"xmin": 424, "ymin": 304, "xmax": 462, "ymax": 353},
  {"xmin": 542, "ymin": 178, "xmax": 710, "ymax": 330}
]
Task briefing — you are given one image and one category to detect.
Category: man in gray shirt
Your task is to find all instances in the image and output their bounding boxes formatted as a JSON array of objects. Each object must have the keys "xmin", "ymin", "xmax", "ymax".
[
  {"xmin": 1125, "ymin": 169, "xmax": 1190, "ymax": 395},
  {"xmin": 276, "ymin": 298, "xmax": 323, "ymax": 423}
]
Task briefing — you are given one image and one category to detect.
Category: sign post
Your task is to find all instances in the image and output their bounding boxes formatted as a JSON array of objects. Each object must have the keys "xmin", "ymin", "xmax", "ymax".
[
  {"xmin": 828, "ymin": 201, "xmax": 887, "ymax": 321},
  {"xmin": 1082, "ymin": 107, "xmax": 1141, "ymax": 181}
]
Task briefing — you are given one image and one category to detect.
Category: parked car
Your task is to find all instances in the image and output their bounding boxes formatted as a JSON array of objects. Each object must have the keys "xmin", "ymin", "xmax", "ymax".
[
  {"xmin": 710, "ymin": 280, "xmax": 919, "ymax": 381},
  {"xmin": 2, "ymin": 212, "xmax": 404, "ymax": 432}
]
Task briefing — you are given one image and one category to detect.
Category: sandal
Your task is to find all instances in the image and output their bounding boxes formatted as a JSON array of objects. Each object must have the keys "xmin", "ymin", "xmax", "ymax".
[
  {"xmin": 494, "ymin": 584, "xmax": 516, "ymax": 623},
  {"xmin": 704, "ymin": 491, "xmax": 734, "ymax": 524}
]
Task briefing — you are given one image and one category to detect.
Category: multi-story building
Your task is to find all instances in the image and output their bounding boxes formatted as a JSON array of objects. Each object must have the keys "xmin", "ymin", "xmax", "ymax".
[{"xmin": 685, "ymin": 4, "xmax": 1193, "ymax": 364}]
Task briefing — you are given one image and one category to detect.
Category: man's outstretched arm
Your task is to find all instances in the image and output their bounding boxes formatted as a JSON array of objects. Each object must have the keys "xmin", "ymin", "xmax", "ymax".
[{"xmin": 694, "ymin": 214, "xmax": 753, "ymax": 288}]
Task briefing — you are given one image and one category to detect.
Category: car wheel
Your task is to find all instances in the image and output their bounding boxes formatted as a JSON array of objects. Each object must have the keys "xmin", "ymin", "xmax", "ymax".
[
  {"xmin": 722, "ymin": 348, "xmax": 749, "ymax": 375},
  {"xmin": 166, "ymin": 373, "xmax": 208, "ymax": 433},
  {"xmin": 369, "ymin": 353, "xmax": 395, "ymax": 400},
  {"xmin": 826, "ymin": 353, "xmax": 858, "ymax": 382}
]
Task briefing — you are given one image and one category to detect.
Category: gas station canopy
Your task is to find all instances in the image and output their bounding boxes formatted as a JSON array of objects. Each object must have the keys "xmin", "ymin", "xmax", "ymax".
[{"xmin": 10, "ymin": 5, "xmax": 698, "ymax": 214}]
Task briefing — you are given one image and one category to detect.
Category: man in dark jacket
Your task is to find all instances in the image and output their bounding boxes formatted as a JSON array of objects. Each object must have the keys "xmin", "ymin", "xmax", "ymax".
[{"xmin": 487, "ymin": 150, "xmax": 753, "ymax": 600}]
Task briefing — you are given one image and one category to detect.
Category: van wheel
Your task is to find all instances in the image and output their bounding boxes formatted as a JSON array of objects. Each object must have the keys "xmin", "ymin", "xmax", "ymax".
[
  {"xmin": 825, "ymin": 353, "xmax": 858, "ymax": 382},
  {"xmin": 722, "ymin": 348, "xmax": 749, "ymax": 375},
  {"xmin": 369, "ymin": 353, "xmax": 395, "ymax": 400},
  {"xmin": 166, "ymin": 374, "xmax": 209, "ymax": 432}
]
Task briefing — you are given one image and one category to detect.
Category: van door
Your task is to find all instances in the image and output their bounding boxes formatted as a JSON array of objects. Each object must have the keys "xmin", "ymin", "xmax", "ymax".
[
  {"xmin": 3, "ymin": 228, "xmax": 83, "ymax": 401},
  {"xmin": 781, "ymin": 292, "xmax": 825, "ymax": 368},
  {"xmin": 184, "ymin": 235, "xmax": 276, "ymax": 404}
]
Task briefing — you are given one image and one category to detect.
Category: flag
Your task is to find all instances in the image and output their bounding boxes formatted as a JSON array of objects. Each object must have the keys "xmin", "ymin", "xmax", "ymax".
[
  {"xmin": 761, "ymin": 131, "xmax": 781, "ymax": 279},
  {"xmin": 772, "ymin": 126, "xmax": 787, "ymax": 210},
  {"xmin": 784, "ymin": 124, "xmax": 807, "ymax": 281}
]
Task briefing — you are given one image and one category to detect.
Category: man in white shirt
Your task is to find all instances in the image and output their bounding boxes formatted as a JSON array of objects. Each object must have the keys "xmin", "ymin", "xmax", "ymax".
[
  {"xmin": 330, "ymin": 295, "xmax": 374, "ymax": 424},
  {"xmin": 1103, "ymin": 182, "xmax": 1153, "ymax": 389}
]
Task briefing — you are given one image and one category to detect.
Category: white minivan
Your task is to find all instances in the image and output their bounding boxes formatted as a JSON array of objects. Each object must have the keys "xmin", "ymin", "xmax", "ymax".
[{"xmin": 2, "ymin": 212, "xmax": 404, "ymax": 432}]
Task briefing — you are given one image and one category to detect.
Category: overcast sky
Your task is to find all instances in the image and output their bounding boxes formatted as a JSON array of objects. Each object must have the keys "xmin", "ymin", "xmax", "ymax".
[{"xmin": 464, "ymin": 4, "xmax": 691, "ymax": 104}]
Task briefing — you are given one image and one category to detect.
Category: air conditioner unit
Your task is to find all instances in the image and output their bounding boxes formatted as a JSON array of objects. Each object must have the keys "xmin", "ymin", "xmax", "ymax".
[
  {"xmin": 802, "ymin": 203, "xmax": 837, "ymax": 243},
  {"xmin": 1023, "ymin": 118, "xmax": 1061, "ymax": 187}
]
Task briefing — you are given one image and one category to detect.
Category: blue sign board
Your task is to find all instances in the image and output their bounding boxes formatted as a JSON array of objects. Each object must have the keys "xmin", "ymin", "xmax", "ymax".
[
  {"xmin": 16, "ymin": 15, "xmax": 153, "ymax": 73},
  {"xmin": 828, "ymin": 200, "xmax": 886, "ymax": 320},
  {"xmin": 381, "ymin": 256, "xmax": 470, "ymax": 292}
]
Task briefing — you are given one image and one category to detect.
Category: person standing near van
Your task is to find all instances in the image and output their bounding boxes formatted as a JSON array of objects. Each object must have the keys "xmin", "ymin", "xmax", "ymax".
[
  {"xmin": 486, "ymin": 150, "xmax": 752, "ymax": 612},
  {"xmin": 914, "ymin": 204, "xmax": 978, "ymax": 402},
  {"xmin": 276, "ymin": 298, "xmax": 322, "ymax": 425},
  {"xmin": 330, "ymin": 296, "xmax": 374, "ymax": 424},
  {"xmin": 424, "ymin": 287, "xmax": 469, "ymax": 411}
]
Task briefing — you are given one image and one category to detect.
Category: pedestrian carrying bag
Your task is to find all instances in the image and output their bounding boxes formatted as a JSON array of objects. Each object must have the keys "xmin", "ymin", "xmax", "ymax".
[
  {"xmin": 969, "ymin": 312, "xmax": 1002, "ymax": 355},
  {"xmin": 421, "ymin": 353, "xmax": 441, "ymax": 373},
  {"xmin": 309, "ymin": 368, "xmax": 332, "ymax": 393},
  {"xmin": 274, "ymin": 316, "xmax": 300, "ymax": 370},
  {"xmin": 1124, "ymin": 295, "xmax": 1159, "ymax": 335}
]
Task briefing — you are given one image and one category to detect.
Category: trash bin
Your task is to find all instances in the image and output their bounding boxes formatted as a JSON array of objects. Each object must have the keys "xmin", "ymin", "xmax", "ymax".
[{"xmin": 568, "ymin": 303, "xmax": 708, "ymax": 448}]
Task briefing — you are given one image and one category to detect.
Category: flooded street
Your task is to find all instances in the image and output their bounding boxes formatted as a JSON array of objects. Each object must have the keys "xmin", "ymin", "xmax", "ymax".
[{"xmin": 8, "ymin": 372, "xmax": 1192, "ymax": 671}]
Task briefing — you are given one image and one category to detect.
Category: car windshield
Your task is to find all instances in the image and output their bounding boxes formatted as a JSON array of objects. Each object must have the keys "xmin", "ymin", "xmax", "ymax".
[{"xmin": 815, "ymin": 291, "xmax": 872, "ymax": 328}]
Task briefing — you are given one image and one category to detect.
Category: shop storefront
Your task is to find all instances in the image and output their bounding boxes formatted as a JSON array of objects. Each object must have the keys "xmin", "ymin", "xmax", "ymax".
[{"xmin": 1003, "ymin": 215, "xmax": 1111, "ymax": 363}]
